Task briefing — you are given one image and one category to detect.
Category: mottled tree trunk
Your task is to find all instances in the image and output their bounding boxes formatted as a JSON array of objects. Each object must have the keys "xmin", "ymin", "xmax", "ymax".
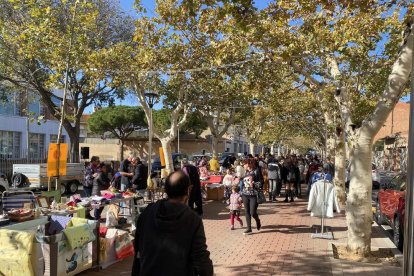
[
  {"xmin": 249, "ymin": 142, "xmax": 255, "ymax": 155},
  {"xmin": 334, "ymin": 129, "xmax": 346, "ymax": 205},
  {"xmin": 211, "ymin": 136, "xmax": 219, "ymax": 157},
  {"xmin": 346, "ymin": 135, "xmax": 373, "ymax": 256}
]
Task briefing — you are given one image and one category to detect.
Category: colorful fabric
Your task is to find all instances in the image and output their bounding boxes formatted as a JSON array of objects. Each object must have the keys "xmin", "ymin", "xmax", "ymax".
[
  {"xmin": 63, "ymin": 218, "xmax": 95, "ymax": 249},
  {"xmin": 49, "ymin": 215, "xmax": 72, "ymax": 235},
  {"xmin": 75, "ymin": 206, "xmax": 86, "ymax": 218},
  {"xmin": 222, "ymin": 174, "xmax": 234, "ymax": 186},
  {"xmin": 0, "ymin": 229, "xmax": 35, "ymax": 276},
  {"xmin": 229, "ymin": 192, "xmax": 242, "ymax": 211},
  {"xmin": 69, "ymin": 217, "xmax": 88, "ymax": 226},
  {"xmin": 63, "ymin": 223, "xmax": 94, "ymax": 250},
  {"xmin": 99, "ymin": 226, "xmax": 108, "ymax": 238}
]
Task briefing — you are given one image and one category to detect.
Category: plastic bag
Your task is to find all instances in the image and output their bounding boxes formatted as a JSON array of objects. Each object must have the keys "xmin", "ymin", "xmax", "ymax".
[
  {"xmin": 105, "ymin": 210, "xmax": 118, "ymax": 227},
  {"xmin": 115, "ymin": 230, "xmax": 134, "ymax": 259}
]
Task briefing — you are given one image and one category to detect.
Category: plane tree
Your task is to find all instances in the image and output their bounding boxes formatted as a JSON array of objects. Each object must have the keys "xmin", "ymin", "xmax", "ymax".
[{"xmin": 0, "ymin": 0, "xmax": 134, "ymax": 160}]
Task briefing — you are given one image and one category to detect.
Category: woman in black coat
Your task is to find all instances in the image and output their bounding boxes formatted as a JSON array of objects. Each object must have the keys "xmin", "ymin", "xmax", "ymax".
[
  {"xmin": 241, "ymin": 158, "xmax": 262, "ymax": 235},
  {"xmin": 92, "ymin": 163, "xmax": 110, "ymax": 219}
]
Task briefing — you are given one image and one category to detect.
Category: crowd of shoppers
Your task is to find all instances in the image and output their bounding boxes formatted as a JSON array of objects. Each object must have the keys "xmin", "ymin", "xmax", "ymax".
[{"xmin": 83, "ymin": 150, "xmax": 333, "ymax": 275}]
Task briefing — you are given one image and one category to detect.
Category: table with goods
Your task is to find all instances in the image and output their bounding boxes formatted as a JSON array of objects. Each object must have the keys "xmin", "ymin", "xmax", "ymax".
[{"xmin": 0, "ymin": 188, "xmax": 146, "ymax": 276}]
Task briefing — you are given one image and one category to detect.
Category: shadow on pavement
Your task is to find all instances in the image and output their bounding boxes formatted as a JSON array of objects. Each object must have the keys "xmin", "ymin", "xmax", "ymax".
[{"xmin": 226, "ymin": 248, "xmax": 400, "ymax": 276}]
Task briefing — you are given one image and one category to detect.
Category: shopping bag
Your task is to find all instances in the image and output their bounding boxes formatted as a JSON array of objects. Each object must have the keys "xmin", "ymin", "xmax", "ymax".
[{"xmin": 114, "ymin": 230, "xmax": 134, "ymax": 260}]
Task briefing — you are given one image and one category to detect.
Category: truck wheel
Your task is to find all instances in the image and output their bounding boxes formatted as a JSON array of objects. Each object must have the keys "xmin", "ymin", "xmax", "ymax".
[
  {"xmin": 66, "ymin": 181, "xmax": 78, "ymax": 194},
  {"xmin": 60, "ymin": 184, "xmax": 66, "ymax": 195},
  {"xmin": 12, "ymin": 173, "xmax": 26, "ymax": 187}
]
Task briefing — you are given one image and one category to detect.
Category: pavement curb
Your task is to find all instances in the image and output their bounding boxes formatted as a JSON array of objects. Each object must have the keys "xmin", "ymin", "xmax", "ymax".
[{"xmin": 327, "ymin": 240, "xmax": 403, "ymax": 269}]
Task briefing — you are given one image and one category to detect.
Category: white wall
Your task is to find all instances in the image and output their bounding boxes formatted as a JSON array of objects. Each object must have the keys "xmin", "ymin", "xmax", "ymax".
[{"xmin": 0, "ymin": 114, "xmax": 70, "ymax": 155}]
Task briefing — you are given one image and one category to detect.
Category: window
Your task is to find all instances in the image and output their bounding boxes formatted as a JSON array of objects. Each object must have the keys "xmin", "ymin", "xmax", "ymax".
[
  {"xmin": 29, "ymin": 133, "xmax": 45, "ymax": 159},
  {"xmin": 0, "ymin": 131, "xmax": 21, "ymax": 158},
  {"xmin": 51, "ymin": 96, "xmax": 61, "ymax": 108},
  {"xmin": 50, "ymin": 134, "xmax": 65, "ymax": 144},
  {"xmin": 0, "ymin": 93, "xmax": 18, "ymax": 116},
  {"xmin": 28, "ymin": 102, "xmax": 40, "ymax": 116}
]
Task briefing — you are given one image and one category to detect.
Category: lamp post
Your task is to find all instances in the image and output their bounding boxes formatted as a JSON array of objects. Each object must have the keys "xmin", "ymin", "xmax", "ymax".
[
  {"xmin": 403, "ymin": 23, "xmax": 414, "ymax": 276},
  {"xmin": 144, "ymin": 91, "xmax": 159, "ymax": 184}
]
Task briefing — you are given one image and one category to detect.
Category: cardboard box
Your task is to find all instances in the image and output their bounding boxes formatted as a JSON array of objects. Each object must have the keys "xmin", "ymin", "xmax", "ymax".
[{"xmin": 206, "ymin": 185, "xmax": 224, "ymax": 200}]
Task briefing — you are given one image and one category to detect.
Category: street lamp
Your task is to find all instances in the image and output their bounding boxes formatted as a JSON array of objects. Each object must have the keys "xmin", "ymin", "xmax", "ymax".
[{"xmin": 144, "ymin": 91, "xmax": 159, "ymax": 188}]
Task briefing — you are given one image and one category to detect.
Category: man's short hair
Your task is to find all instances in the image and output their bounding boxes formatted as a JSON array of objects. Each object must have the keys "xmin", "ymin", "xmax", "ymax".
[
  {"xmin": 91, "ymin": 156, "xmax": 99, "ymax": 162},
  {"xmin": 165, "ymin": 171, "xmax": 191, "ymax": 199}
]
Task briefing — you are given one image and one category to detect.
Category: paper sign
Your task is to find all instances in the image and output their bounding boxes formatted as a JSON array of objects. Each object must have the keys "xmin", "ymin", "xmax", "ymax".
[
  {"xmin": 159, "ymin": 147, "xmax": 165, "ymax": 167},
  {"xmin": 47, "ymin": 143, "xmax": 68, "ymax": 176}
]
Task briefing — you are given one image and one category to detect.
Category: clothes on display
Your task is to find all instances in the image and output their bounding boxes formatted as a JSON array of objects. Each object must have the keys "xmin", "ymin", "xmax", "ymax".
[
  {"xmin": 63, "ymin": 222, "xmax": 95, "ymax": 250},
  {"xmin": 49, "ymin": 215, "xmax": 72, "ymax": 235},
  {"xmin": 0, "ymin": 189, "xmax": 142, "ymax": 275},
  {"xmin": 307, "ymin": 179, "xmax": 341, "ymax": 218},
  {"xmin": 0, "ymin": 229, "xmax": 36, "ymax": 276}
]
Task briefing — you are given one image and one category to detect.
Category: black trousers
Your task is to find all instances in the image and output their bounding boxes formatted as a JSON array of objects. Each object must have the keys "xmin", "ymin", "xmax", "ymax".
[{"xmin": 242, "ymin": 194, "xmax": 260, "ymax": 230}]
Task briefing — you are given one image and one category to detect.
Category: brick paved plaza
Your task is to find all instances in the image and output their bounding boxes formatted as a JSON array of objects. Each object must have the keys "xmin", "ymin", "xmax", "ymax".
[{"xmin": 82, "ymin": 195, "xmax": 402, "ymax": 276}]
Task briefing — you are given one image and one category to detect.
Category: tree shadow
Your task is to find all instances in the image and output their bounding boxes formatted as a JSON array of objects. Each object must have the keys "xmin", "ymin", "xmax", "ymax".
[{"xmin": 223, "ymin": 248, "xmax": 401, "ymax": 275}]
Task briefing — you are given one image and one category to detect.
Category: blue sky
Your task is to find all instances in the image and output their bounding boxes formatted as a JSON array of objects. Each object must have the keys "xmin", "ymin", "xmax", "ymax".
[
  {"xmin": 87, "ymin": 0, "xmax": 274, "ymax": 114},
  {"xmin": 84, "ymin": 1, "xmax": 409, "ymax": 113},
  {"xmin": 119, "ymin": 0, "xmax": 273, "ymax": 17}
]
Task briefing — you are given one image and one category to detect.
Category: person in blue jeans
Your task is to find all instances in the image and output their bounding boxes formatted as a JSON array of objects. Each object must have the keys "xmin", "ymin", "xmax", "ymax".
[
  {"xmin": 92, "ymin": 163, "xmax": 110, "ymax": 220},
  {"xmin": 83, "ymin": 156, "xmax": 100, "ymax": 197},
  {"xmin": 241, "ymin": 158, "xmax": 262, "ymax": 235}
]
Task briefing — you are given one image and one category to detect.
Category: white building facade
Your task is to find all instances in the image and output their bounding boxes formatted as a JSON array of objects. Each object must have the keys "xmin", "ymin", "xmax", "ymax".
[{"xmin": 0, "ymin": 91, "xmax": 69, "ymax": 159}]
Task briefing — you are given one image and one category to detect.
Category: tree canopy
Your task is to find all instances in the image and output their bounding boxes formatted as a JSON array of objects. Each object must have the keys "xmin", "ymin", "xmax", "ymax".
[
  {"xmin": 0, "ymin": 0, "xmax": 134, "ymax": 159},
  {"xmin": 88, "ymin": 105, "xmax": 146, "ymax": 159}
]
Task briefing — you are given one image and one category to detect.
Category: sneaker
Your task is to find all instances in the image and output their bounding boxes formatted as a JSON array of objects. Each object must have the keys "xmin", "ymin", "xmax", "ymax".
[
  {"xmin": 243, "ymin": 229, "xmax": 252, "ymax": 235},
  {"xmin": 230, "ymin": 226, "xmax": 235, "ymax": 230},
  {"xmin": 290, "ymin": 198, "xmax": 294, "ymax": 202},
  {"xmin": 257, "ymin": 221, "xmax": 261, "ymax": 232}
]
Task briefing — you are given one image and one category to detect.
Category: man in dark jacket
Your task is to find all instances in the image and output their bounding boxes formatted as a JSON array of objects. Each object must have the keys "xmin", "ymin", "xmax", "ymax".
[
  {"xmin": 83, "ymin": 156, "xmax": 100, "ymax": 197},
  {"xmin": 131, "ymin": 157, "xmax": 148, "ymax": 197},
  {"xmin": 132, "ymin": 171, "xmax": 213, "ymax": 276},
  {"xmin": 119, "ymin": 153, "xmax": 134, "ymax": 192},
  {"xmin": 181, "ymin": 158, "xmax": 203, "ymax": 216}
]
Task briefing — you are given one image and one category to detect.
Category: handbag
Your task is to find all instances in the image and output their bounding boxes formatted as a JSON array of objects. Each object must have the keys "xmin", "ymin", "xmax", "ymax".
[{"xmin": 257, "ymin": 189, "xmax": 266, "ymax": 204}]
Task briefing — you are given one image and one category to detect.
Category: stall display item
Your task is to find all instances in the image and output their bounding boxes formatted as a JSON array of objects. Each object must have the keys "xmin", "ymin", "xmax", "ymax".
[
  {"xmin": 99, "ymin": 229, "xmax": 134, "ymax": 269},
  {"xmin": 39, "ymin": 219, "xmax": 98, "ymax": 276},
  {"xmin": 206, "ymin": 184, "xmax": 225, "ymax": 201},
  {"xmin": 0, "ymin": 229, "xmax": 38, "ymax": 276},
  {"xmin": 7, "ymin": 208, "xmax": 34, "ymax": 222},
  {"xmin": 0, "ymin": 214, "xmax": 10, "ymax": 226}
]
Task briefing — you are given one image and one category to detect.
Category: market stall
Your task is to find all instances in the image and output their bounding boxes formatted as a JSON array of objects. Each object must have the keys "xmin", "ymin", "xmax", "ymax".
[
  {"xmin": 0, "ymin": 189, "xmax": 142, "ymax": 275},
  {"xmin": 201, "ymin": 175, "xmax": 225, "ymax": 201}
]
